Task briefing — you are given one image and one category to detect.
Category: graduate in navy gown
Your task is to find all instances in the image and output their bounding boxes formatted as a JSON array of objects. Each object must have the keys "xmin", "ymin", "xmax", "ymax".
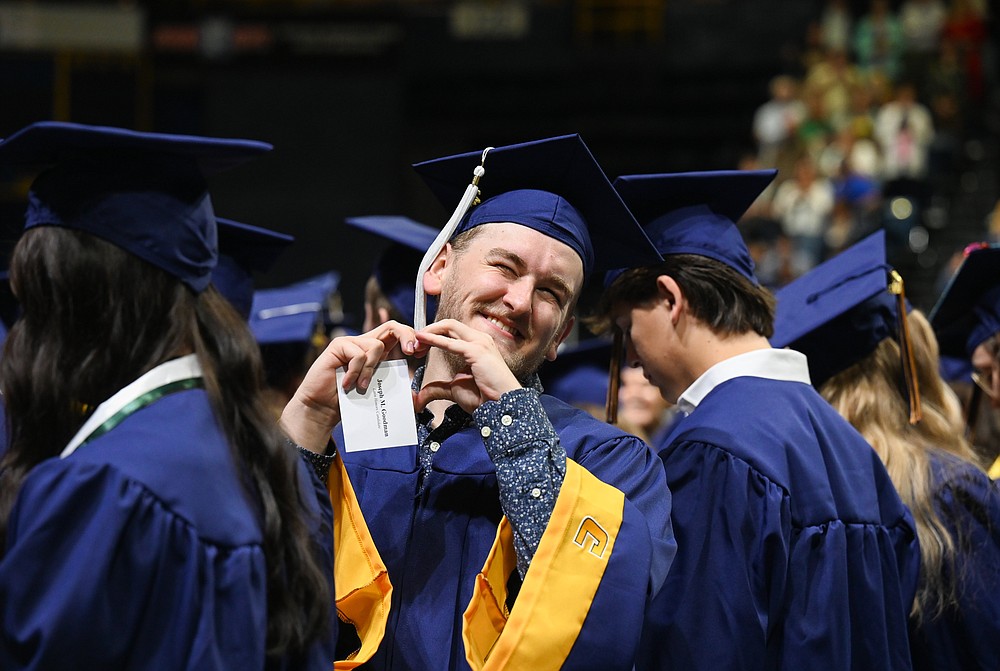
[
  {"xmin": 930, "ymin": 242, "xmax": 1000, "ymax": 477},
  {"xmin": 280, "ymin": 134, "xmax": 677, "ymax": 670},
  {"xmin": 212, "ymin": 216, "xmax": 295, "ymax": 320},
  {"xmin": 773, "ymin": 230, "xmax": 1000, "ymax": 671},
  {"xmin": 344, "ymin": 215, "xmax": 436, "ymax": 331},
  {"xmin": 0, "ymin": 122, "xmax": 337, "ymax": 670},
  {"xmin": 344, "ymin": 215, "xmax": 437, "ymax": 378},
  {"xmin": 590, "ymin": 170, "xmax": 920, "ymax": 670}
]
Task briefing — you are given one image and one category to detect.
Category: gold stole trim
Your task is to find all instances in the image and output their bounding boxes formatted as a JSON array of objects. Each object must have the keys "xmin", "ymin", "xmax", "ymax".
[
  {"xmin": 463, "ymin": 459, "xmax": 625, "ymax": 669},
  {"xmin": 329, "ymin": 454, "xmax": 392, "ymax": 669}
]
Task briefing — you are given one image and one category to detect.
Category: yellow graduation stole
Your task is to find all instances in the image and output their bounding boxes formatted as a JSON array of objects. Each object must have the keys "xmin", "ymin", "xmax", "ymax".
[
  {"xmin": 463, "ymin": 459, "xmax": 625, "ymax": 669},
  {"xmin": 328, "ymin": 453, "xmax": 393, "ymax": 669}
]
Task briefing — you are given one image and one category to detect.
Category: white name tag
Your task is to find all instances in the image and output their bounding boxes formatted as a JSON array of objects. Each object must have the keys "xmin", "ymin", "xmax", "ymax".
[{"xmin": 337, "ymin": 359, "xmax": 418, "ymax": 452}]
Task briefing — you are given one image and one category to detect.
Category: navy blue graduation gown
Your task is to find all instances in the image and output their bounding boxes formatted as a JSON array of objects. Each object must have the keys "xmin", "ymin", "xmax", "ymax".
[
  {"xmin": 0, "ymin": 388, "xmax": 337, "ymax": 670},
  {"xmin": 908, "ymin": 452, "xmax": 1000, "ymax": 671},
  {"xmin": 340, "ymin": 393, "xmax": 674, "ymax": 670},
  {"xmin": 638, "ymin": 376, "xmax": 920, "ymax": 670}
]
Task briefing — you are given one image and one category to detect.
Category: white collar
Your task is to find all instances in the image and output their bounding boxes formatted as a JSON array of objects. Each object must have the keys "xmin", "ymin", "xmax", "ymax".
[
  {"xmin": 61, "ymin": 354, "xmax": 203, "ymax": 458},
  {"xmin": 676, "ymin": 348, "xmax": 811, "ymax": 416}
]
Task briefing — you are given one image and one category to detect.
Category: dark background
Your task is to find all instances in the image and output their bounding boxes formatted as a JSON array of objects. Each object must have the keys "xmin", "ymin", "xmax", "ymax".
[{"xmin": 0, "ymin": 0, "xmax": 996, "ymax": 325}]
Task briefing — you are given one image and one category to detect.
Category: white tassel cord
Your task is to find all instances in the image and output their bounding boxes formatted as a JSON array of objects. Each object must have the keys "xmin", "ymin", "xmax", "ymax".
[{"xmin": 412, "ymin": 151, "xmax": 491, "ymax": 330}]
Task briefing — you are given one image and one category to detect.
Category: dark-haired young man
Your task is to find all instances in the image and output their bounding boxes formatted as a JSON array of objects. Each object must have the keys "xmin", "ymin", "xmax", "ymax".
[{"xmin": 593, "ymin": 170, "xmax": 920, "ymax": 670}]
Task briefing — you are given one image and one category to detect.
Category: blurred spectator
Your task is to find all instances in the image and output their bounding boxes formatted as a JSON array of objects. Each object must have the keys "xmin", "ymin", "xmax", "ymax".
[
  {"xmin": 925, "ymin": 41, "xmax": 967, "ymax": 177},
  {"xmin": 822, "ymin": 127, "xmax": 883, "ymax": 259},
  {"xmin": 875, "ymin": 79, "xmax": 935, "ymax": 207},
  {"xmin": 941, "ymin": 0, "xmax": 988, "ymax": 104},
  {"xmin": 771, "ymin": 154, "xmax": 835, "ymax": 269},
  {"xmin": 842, "ymin": 80, "xmax": 879, "ymax": 140},
  {"xmin": 853, "ymin": 0, "xmax": 905, "ymax": 82},
  {"xmin": 752, "ymin": 75, "xmax": 805, "ymax": 170},
  {"xmin": 742, "ymin": 215, "xmax": 802, "ymax": 288},
  {"xmin": 805, "ymin": 48, "xmax": 863, "ymax": 131},
  {"xmin": 899, "ymin": 0, "xmax": 948, "ymax": 91},
  {"xmin": 796, "ymin": 87, "xmax": 835, "ymax": 161},
  {"xmin": 825, "ymin": 197, "xmax": 858, "ymax": 257},
  {"xmin": 818, "ymin": 0, "xmax": 853, "ymax": 53},
  {"xmin": 818, "ymin": 125, "xmax": 882, "ymax": 182}
]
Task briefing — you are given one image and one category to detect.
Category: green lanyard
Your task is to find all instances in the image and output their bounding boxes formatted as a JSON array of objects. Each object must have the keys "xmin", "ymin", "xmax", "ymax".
[{"xmin": 80, "ymin": 378, "xmax": 204, "ymax": 447}]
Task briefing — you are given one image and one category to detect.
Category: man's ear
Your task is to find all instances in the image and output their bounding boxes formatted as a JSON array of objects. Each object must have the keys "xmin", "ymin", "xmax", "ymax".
[
  {"xmin": 422, "ymin": 243, "xmax": 451, "ymax": 298},
  {"xmin": 545, "ymin": 315, "xmax": 577, "ymax": 361},
  {"xmin": 655, "ymin": 275, "xmax": 686, "ymax": 322}
]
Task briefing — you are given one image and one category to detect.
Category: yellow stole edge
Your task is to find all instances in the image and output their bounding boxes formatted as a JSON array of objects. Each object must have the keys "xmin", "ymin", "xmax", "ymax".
[
  {"xmin": 463, "ymin": 459, "xmax": 626, "ymax": 669},
  {"xmin": 329, "ymin": 453, "xmax": 392, "ymax": 669}
]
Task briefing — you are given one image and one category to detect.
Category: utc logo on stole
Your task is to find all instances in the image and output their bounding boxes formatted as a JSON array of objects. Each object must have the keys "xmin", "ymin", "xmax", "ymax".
[{"xmin": 573, "ymin": 516, "xmax": 610, "ymax": 559}]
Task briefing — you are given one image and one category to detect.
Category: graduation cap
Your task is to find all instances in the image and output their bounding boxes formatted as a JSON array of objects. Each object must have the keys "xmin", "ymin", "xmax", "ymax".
[
  {"xmin": 599, "ymin": 169, "xmax": 777, "ymax": 423},
  {"xmin": 771, "ymin": 229, "xmax": 922, "ymax": 423},
  {"xmin": 929, "ymin": 243, "xmax": 1000, "ymax": 359},
  {"xmin": 411, "ymin": 134, "xmax": 660, "ymax": 328},
  {"xmin": 212, "ymin": 217, "xmax": 294, "ymax": 320},
  {"xmin": 344, "ymin": 215, "xmax": 437, "ymax": 325},
  {"xmin": 0, "ymin": 121, "xmax": 272, "ymax": 292},
  {"xmin": 611, "ymin": 169, "xmax": 778, "ymax": 284},
  {"xmin": 939, "ymin": 354, "xmax": 973, "ymax": 383},
  {"xmin": 248, "ymin": 271, "xmax": 340, "ymax": 346},
  {"xmin": 538, "ymin": 337, "xmax": 613, "ymax": 409}
]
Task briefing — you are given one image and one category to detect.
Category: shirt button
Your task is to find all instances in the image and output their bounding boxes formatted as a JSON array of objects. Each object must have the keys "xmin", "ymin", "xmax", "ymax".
[
  {"xmin": 429, "ymin": 441, "xmax": 440, "ymax": 453},
  {"xmin": 481, "ymin": 426, "xmax": 492, "ymax": 438},
  {"xmin": 530, "ymin": 487, "xmax": 542, "ymax": 498},
  {"xmin": 500, "ymin": 414, "xmax": 513, "ymax": 426}
]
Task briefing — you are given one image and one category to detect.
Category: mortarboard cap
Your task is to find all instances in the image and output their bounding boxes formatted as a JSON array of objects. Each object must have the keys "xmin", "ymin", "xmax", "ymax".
[
  {"xmin": 939, "ymin": 354, "xmax": 973, "ymax": 384},
  {"xmin": 771, "ymin": 230, "xmax": 896, "ymax": 386},
  {"xmin": 611, "ymin": 169, "xmax": 778, "ymax": 284},
  {"xmin": 929, "ymin": 243, "xmax": 1000, "ymax": 358},
  {"xmin": 213, "ymin": 218, "xmax": 295, "ymax": 320},
  {"xmin": 772, "ymin": 230, "xmax": 921, "ymax": 422},
  {"xmin": 248, "ymin": 271, "xmax": 340, "ymax": 346},
  {"xmin": 344, "ymin": 215, "xmax": 437, "ymax": 325},
  {"xmin": 539, "ymin": 338, "xmax": 612, "ymax": 409},
  {"xmin": 412, "ymin": 134, "xmax": 659, "ymax": 279},
  {"xmin": 0, "ymin": 121, "xmax": 271, "ymax": 292}
]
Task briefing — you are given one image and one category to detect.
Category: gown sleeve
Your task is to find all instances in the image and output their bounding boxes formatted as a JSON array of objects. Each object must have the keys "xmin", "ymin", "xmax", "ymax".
[
  {"xmin": 0, "ymin": 459, "xmax": 269, "ymax": 670},
  {"xmin": 641, "ymin": 438, "xmax": 915, "ymax": 671}
]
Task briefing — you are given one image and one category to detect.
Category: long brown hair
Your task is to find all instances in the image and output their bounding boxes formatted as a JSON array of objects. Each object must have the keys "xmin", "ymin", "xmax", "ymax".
[
  {"xmin": 821, "ymin": 310, "xmax": 985, "ymax": 623},
  {"xmin": 0, "ymin": 227, "xmax": 330, "ymax": 659}
]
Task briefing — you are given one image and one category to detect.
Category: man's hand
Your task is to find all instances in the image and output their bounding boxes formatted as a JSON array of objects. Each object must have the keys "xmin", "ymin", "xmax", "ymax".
[
  {"xmin": 280, "ymin": 320, "xmax": 426, "ymax": 451},
  {"xmin": 413, "ymin": 319, "xmax": 521, "ymax": 414}
]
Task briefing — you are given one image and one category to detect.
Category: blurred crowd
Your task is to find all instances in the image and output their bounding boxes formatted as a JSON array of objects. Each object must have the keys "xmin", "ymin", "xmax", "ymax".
[{"xmin": 740, "ymin": 0, "xmax": 994, "ymax": 291}]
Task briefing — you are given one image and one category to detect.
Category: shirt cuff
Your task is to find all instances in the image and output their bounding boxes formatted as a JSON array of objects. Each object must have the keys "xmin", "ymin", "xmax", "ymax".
[
  {"xmin": 473, "ymin": 387, "xmax": 558, "ymax": 461},
  {"xmin": 287, "ymin": 437, "xmax": 338, "ymax": 486}
]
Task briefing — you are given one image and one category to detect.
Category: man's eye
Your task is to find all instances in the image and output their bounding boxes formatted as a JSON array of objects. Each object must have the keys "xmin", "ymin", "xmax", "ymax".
[{"xmin": 540, "ymin": 287, "xmax": 563, "ymax": 305}]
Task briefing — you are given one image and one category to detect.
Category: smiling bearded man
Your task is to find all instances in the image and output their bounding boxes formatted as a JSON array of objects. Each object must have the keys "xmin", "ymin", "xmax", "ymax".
[{"xmin": 279, "ymin": 134, "xmax": 678, "ymax": 670}]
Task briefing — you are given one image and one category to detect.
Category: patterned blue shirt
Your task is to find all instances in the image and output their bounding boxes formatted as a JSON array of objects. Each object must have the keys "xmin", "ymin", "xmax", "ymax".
[{"xmin": 413, "ymin": 367, "xmax": 567, "ymax": 578}]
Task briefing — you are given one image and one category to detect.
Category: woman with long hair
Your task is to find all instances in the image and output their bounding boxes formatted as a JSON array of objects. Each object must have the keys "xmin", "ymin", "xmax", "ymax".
[
  {"xmin": 773, "ymin": 231, "xmax": 1000, "ymax": 671},
  {"xmin": 0, "ymin": 122, "xmax": 335, "ymax": 669}
]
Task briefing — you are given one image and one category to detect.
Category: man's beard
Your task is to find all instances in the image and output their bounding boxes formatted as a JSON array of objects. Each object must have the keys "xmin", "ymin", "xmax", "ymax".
[{"xmin": 432, "ymin": 284, "xmax": 558, "ymax": 383}]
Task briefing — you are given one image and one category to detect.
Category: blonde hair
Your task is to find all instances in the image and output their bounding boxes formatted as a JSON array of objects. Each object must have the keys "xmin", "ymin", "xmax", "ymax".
[{"xmin": 820, "ymin": 310, "xmax": 984, "ymax": 622}]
